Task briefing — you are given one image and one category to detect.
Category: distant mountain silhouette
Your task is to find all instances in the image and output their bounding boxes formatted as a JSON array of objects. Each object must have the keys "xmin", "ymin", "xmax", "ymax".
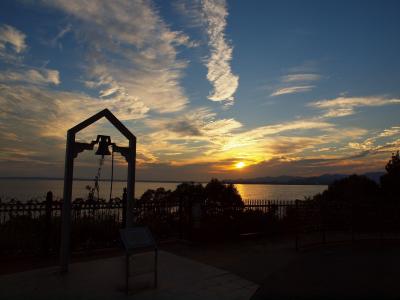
[{"xmin": 223, "ymin": 172, "xmax": 384, "ymax": 185}]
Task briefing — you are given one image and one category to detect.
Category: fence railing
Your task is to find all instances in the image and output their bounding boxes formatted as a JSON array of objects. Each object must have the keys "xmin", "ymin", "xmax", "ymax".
[
  {"xmin": 2, "ymin": 194, "xmax": 400, "ymax": 255},
  {"xmin": 295, "ymin": 200, "xmax": 400, "ymax": 250},
  {"xmin": 0, "ymin": 194, "xmax": 299, "ymax": 255}
]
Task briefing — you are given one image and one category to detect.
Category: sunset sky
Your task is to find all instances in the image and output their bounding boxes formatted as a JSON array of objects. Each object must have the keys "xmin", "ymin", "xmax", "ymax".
[{"xmin": 1, "ymin": 0, "xmax": 400, "ymax": 181}]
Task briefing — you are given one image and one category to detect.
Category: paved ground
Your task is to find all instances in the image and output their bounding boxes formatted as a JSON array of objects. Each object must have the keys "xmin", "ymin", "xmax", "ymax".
[
  {"xmin": 3, "ymin": 237, "xmax": 400, "ymax": 299},
  {"xmin": 164, "ymin": 238, "xmax": 400, "ymax": 300},
  {"xmin": 251, "ymin": 243, "xmax": 400, "ymax": 300},
  {"xmin": 163, "ymin": 237, "xmax": 299, "ymax": 286},
  {"xmin": 0, "ymin": 250, "xmax": 258, "ymax": 300}
]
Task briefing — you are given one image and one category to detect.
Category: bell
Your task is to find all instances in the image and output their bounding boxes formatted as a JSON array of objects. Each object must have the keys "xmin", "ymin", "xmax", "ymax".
[{"xmin": 95, "ymin": 135, "xmax": 111, "ymax": 156}]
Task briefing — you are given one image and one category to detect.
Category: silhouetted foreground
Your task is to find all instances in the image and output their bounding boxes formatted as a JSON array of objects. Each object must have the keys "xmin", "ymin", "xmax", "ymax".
[
  {"xmin": 0, "ymin": 181, "xmax": 297, "ymax": 255},
  {"xmin": 2, "ymin": 152, "xmax": 400, "ymax": 257}
]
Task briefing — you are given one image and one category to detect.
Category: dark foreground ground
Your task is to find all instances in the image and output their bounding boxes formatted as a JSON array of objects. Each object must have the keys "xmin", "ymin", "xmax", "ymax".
[
  {"xmin": 3, "ymin": 236, "xmax": 400, "ymax": 299},
  {"xmin": 163, "ymin": 237, "xmax": 400, "ymax": 300}
]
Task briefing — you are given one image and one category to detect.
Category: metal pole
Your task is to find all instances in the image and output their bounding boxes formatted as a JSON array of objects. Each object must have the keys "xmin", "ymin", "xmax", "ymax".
[
  {"xmin": 126, "ymin": 138, "xmax": 136, "ymax": 228},
  {"xmin": 126, "ymin": 253, "xmax": 130, "ymax": 294},
  {"xmin": 43, "ymin": 191, "xmax": 53, "ymax": 255},
  {"xmin": 154, "ymin": 247, "xmax": 158, "ymax": 288},
  {"xmin": 295, "ymin": 200, "xmax": 299, "ymax": 251},
  {"xmin": 60, "ymin": 131, "xmax": 75, "ymax": 273},
  {"xmin": 109, "ymin": 149, "xmax": 114, "ymax": 201},
  {"xmin": 351, "ymin": 202, "xmax": 355, "ymax": 242},
  {"xmin": 321, "ymin": 201, "xmax": 326, "ymax": 245}
]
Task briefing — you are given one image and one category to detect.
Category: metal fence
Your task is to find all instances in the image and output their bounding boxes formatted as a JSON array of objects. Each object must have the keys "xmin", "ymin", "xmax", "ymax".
[
  {"xmin": 295, "ymin": 200, "xmax": 400, "ymax": 250},
  {"xmin": 0, "ymin": 194, "xmax": 298, "ymax": 255},
  {"xmin": 2, "ymin": 194, "xmax": 400, "ymax": 255}
]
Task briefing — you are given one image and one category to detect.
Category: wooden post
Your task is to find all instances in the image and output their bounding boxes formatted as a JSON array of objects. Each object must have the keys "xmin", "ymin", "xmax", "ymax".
[
  {"xmin": 122, "ymin": 188, "xmax": 127, "ymax": 228},
  {"xmin": 60, "ymin": 131, "xmax": 75, "ymax": 273},
  {"xmin": 43, "ymin": 191, "xmax": 53, "ymax": 255}
]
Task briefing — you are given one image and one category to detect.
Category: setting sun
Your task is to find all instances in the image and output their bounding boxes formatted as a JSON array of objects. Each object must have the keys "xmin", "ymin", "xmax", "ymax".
[{"xmin": 235, "ymin": 161, "xmax": 246, "ymax": 169}]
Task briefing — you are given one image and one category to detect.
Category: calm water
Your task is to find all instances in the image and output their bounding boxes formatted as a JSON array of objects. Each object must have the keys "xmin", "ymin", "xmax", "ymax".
[{"xmin": 0, "ymin": 179, "xmax": 327, "ymax": 202}]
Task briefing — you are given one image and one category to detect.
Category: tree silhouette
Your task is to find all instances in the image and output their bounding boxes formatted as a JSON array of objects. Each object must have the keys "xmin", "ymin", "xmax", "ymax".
[
  {"xmin": 172, "ymin": 182, "xmax": 205, "ymax": 205},
  {"xmin": 139, "ymin": 187, "xmax": 172, "ymax": 203},
  {"xmin": 380, "ymin": 151, "xmax": 400, "ymax": 201},
  {"xmin": 205, "ymin": 179, "xmax": 243, "ymax": 207},
  {"xmin": 313, "ymin": 174, "xmax": 379, "ymax": 204}
]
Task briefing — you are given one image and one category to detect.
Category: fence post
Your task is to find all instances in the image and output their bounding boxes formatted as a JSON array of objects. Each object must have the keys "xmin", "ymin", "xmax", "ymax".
[
  {"xmin": 122, "ymin": 188, "xmax": 127, "ymax": 228},
  {"xmin": 351, "ymin": 202, "xmax": 355, "ymax": 242},
  {"xmin": 378, "ymin": 201, "xmax": 383, "ymax": 243},
  {"xmin": 295, "ymin": 200, "xmax": 299, "ymax": 251},
  {"xmin": 43, "ymin": 191, "xmax": 53, "ymax": 255},
  {"xmin": 188, "ymin": 198, "xmax": 193, "ymax": 239},
  {"xmin": 178, "ymin": 196, "xmax": 183, "ymax": 239},
  {"xmin": 321, "ymin": 200, "xmax": 326, "ymax": 245}
]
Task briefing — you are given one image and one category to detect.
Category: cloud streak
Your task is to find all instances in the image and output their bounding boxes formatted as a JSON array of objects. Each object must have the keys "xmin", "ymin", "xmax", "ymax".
[
  {"xmin": 281, "ymin": 73, "xmax": 321, "ymax": 83},
  {"xmin": 310, "ymin": 96, "xmax": 400, "ymax": 118},
  {"xmin": 378, "ymin": 126, "xmax": 400, "ymax": 138},
  {"xmin": 202, "ymin": 0, "xmax": 239, "ymax": 104},
  {"xmin": 0, "ymin": 24, "xmax": 26, "ymax": 54},
  {"xmin": 2, "ymin": 4, "xmax": 399, "ymax": 181},
  {"xmin": 41, "ymin": 0, "xmax": 195, "ymax": 115},
  {"xmin": 271, "ymin": 85, "xmax": 315, "ymax": 96},
  {"xmin": 0, "ymin": 68, "xmax": 60, "ymax": 85},
  {"xmin": 50, "ymin": 23, "xmax": 72, "ymax": 48}
]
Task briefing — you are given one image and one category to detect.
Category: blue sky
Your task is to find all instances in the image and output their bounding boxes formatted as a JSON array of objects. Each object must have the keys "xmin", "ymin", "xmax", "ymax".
[{"xmin": 1, "ymin": 0, "xmax": 400, "ymax": 181}]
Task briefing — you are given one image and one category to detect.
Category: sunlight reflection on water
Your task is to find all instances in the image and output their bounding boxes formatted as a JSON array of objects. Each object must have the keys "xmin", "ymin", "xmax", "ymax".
[
  {"xmin": 234, "ymin": 184, "xmax": 327, "ymax": 202},
  {"xmin": 0, "ymin": 179, "xmax": 327, "ymax": 202}
]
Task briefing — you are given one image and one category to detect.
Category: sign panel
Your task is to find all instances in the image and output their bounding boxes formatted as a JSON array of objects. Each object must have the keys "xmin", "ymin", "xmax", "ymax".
[{"xmin": 120, "ymin": 227, "xmax": 156, "ymax": 251}]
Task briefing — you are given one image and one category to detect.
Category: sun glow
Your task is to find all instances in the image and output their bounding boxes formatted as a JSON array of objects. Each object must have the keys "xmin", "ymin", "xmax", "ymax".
[{"xmin": 235, "ymin": 161, "xmax": 246, "ymax": 169}]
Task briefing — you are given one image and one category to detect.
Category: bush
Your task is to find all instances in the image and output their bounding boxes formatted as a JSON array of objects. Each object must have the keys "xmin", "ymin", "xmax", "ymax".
[
  {"xmin": 380, "ymin": 151, "xmax": 400, "ymax": 202},
  {"xmin": 312, "ymin": 174, "xmax": 380, "ymax": 204}
]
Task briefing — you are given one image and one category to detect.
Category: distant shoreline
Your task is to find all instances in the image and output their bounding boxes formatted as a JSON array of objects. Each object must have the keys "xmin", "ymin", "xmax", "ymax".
[
  {"xmin": 0, "ymin": 172, "xmax": 383, "ymax": 186},
  {"xmin": 0, "ymin": 177, "xmax": 192, "ymax": 184},
  {"xmin": 0, "ymin": 177, "xmax": 328, "ymax": 186}
]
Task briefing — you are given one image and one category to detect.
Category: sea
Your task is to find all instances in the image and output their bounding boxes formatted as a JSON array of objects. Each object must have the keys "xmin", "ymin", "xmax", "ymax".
[{"xmin": 0, "ymin": 179, "xmax": 327, "ymax": 203}]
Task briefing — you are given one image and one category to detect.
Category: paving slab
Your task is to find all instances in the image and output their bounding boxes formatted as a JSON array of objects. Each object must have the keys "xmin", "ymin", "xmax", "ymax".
[
  {"xmin": 0, "ymin": 250, "xmax": 258, "ymax": 300},
  {"xmin": 251, "ymin": 244, "xmax": 400, "ymax": 300}
]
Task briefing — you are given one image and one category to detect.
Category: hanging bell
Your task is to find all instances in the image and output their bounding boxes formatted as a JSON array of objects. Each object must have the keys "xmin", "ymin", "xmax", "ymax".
[{"xmin": 95, "ymin": 135, "xmax": 111, "ymax": 156}]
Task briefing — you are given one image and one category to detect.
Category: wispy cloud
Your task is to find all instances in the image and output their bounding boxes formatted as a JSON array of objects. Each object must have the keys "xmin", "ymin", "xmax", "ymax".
[
  {"xmin": 41, "ymin": 0, "xmax": 195, "ymax": 115},
  {"xmin": 320, "ymin": 108, "xmax": 354, "ymax": 118},
  {"xmin": 2, "ymin": 3, "xmax": 399, "ymax": 181},
  {"xmin": 309, "ymin": 96, "xmax": 400, "ymax": 118},
  {"xmin": 378, "ymin": 126, "xmax": 400, "ymax": 138},
  {"xmin": 202, "ymin": 0, "xmax": 239, "ymax": 104},
  {"xmin": 173, "ymin": 0, "xmax": 205, "ymax": 28},
  {"xmin": 0, "ymin": 84, "xmax": 147, "ymax": 139},
  {"xmin": 269, "ymin": 63, "xmax": 321, "ymax": 97},
  {"xmin": 0, "ymin": 24, "xmax": 27, "ymax": 62},
  {"xmin": 50, "ymin": 23, "xmax": 72, "ymax": 48},
  {"xmin": 0, "ymin": 24, "xmax": 60, "ymax": 86},
  {"xmin": 146, "ymin": 107, "xmax": 242, "ymax": 138},
  {"xmin": 346, "ymin": 126, "xmax": 400, "ymax": 153},
  {"xmin": 0, "ymin": 80, "xmax": 152, "ymax": 174},
  {"xmin": 281, "ymin": 73, "xmax": 321, "ymax": 83},
  {"xmin": 0, "ymin": 24, "xmax": 26, "ymax": 54},
  {"xmin": 271, "ymin": 85, "xmax": 315, "ymax": 96},
  {"xmin": 144, "ymin": 114, "xmax": 343, "ymax": 168},
  {"xmin": 0, "ymin": 68, "xmax": 60, "ymax": 85}
]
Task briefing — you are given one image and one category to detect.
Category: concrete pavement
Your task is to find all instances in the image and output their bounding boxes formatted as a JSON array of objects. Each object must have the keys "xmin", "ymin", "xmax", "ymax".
[{"xmin": 0, "ymin": 250, "xmax": 258, "ymax": 300}]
